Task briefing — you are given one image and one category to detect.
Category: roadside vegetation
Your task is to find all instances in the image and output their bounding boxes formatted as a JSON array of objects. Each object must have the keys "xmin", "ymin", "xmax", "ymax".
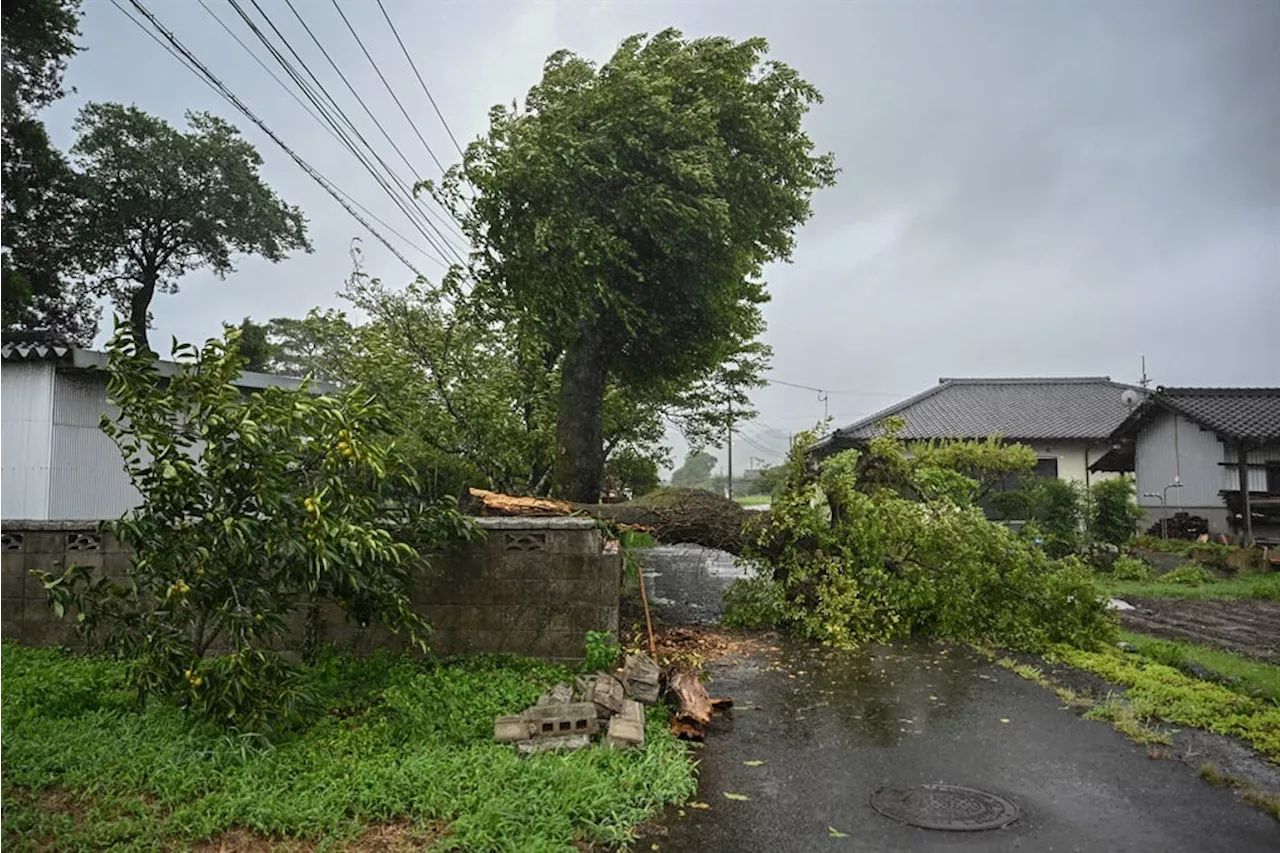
[
  {"xmin": 1100, "ymin": 574, "xmax": 1280, "ymax": 601},
  {"xmin": 1, "ymin": 644, "xmax": 695, "ymax": 852},
  {"xmin": 1116, "ymin": 631, "xmax": 1280, "ymax": 704}
]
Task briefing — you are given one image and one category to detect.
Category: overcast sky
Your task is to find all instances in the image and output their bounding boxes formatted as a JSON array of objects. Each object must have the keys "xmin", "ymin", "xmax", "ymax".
[{"xmin": 44, "ymin": 0, "xmax": 1279, "ymax": 473}]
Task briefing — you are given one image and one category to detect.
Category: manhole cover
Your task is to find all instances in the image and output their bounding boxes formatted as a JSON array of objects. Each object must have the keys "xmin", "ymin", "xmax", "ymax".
[{"xmin": 870, "ymin": 785, "xmax": 1019, "ymax": 831}]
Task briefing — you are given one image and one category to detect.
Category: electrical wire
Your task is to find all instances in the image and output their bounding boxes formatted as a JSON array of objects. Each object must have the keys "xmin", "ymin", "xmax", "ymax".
[
  {"xmin": 274, "ymin": 0, "xmax": 466, "ymax": 263},
  {"xmin": 226, "ymin": 0, "xmax": 455, "ymax": 264},
  {"xmin": 765, "ymin": 377, "xmax": 907, "ymax": 397},
  {"xmin": 190, "ymin": 0, "xmax": 437, "ymax": 262},
  {"xmin": 374, "ymin": 0, "xmax": 466, "ymax": 159},
  {"xmin": 111, "ymin": 0, "xmax": 430, "ymax": 279}
]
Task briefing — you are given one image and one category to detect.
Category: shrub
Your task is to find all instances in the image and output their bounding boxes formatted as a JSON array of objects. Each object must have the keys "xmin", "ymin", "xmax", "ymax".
[
  {"xmin": 991, "ymin": 475, "xmax": 1084, "ymax": 558},
  {"xmin": 36, "ymin": 327, "xmax": 473, "ymax": 734},
  {"xmin": 1090, "ymin": 477, "xmax": 1145, "ymax": 548},
  {"xmin": 745, "ymin": 429, "xmax": 1115, "ymax": 651},
  {"xmin": 1159, "ymin": 563, "xmax": 1213, "ymax": 586},
  {"xmin": 1111, "ymin": 555, "xmax": 1154, "ymax": 581}
]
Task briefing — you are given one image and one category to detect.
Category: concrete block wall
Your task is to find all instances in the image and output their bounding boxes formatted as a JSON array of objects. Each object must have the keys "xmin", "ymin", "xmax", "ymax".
[{"xmin": 0, "ymin": 516, "xmax": 621, "ymax": 662}]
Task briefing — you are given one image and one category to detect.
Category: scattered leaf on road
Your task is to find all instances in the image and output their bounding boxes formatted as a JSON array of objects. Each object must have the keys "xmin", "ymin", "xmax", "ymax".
[
  {"xmin": 829, "ymin": 826, "xmax": 850, "ymax": 838},
  {"xmin": 743, "ymin": 760, "xmax": 766, "ymax": 766},
  {"xmin": 724, "ymin": 792, "xmax": 751, "ymax": 801},
  {"xmin": 999, "ymin": 718, "xmax": 1010, "ymax": 723},
  {"xmin": 690, "ymin": 802, "xmax": 711, "ymax": 810}
]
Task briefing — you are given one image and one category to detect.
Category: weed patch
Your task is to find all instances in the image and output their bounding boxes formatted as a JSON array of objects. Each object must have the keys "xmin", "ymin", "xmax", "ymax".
[
  {"xmin": 1047, "ymin": 645, "xmax": 1280, "ymax": 761},
  {"xmin": 1118, "ymin": 631, "xmax": 1280, "ymax": 704},
  {"xmin": 1100, "ymin": 574, "xmax": 1280, "ymax": 601},
  {"xmin": 1, "ymin": 643, "xmax": 695, "ymax": 852}
]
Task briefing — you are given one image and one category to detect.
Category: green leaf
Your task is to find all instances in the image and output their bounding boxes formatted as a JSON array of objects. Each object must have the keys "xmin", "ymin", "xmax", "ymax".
[
  {"xmin": 828, "ymin": 827, "xmax": 849, "ymax": 838},
  {"xmin": 723, "ymin": 792, "xmax": 750, "ymax": 801}
]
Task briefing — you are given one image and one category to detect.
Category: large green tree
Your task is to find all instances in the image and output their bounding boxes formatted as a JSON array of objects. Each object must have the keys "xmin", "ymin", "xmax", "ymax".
[
  {"xmin": 1, "ymin": 0, "xmax": 97, "ymax": 342},
  {"xmin": 436, "ymin": 30, "xmax": 836, "ymax": 501},
  {"xmin": 71, "ymin": 104, "xmax": 312, "ymax": 350}
]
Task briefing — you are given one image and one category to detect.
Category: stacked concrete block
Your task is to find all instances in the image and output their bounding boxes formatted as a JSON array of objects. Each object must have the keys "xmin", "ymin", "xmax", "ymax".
[
  {"xmin": 606, "ymin": 699, "xmax": 646, "ymax": 749},
  {"xmin": 622, "ymin": 653, "xmax": 662, "ymax": 704}
]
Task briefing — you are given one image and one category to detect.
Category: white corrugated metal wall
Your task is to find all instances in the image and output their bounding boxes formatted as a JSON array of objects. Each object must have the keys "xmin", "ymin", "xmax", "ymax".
[
  {"xmin": 49, "ymin": 372, "xmax": 142, "ymax": 520},
  {"xmin": 1135, "ymin": 410, "xmax": 1225, "ymax": 509},
  {"xmin": 1, "ymin": 362, "xmax": 56, "ymax": 519}
]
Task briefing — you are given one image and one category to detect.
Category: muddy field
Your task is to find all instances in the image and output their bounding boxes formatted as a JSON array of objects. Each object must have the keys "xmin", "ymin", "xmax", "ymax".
[{"xmin": 1120, "ymin": 598, "xmax": 1280, "ymax": 662}]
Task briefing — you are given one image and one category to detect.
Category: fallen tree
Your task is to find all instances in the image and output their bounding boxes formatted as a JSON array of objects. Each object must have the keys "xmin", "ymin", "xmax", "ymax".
[{"xmin": 464, "ymin": 487, "xmax": 764, "ymax": 554}]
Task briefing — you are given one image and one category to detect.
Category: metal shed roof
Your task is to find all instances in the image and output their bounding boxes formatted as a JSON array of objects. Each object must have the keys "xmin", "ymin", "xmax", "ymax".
[
  {"xmin": 1110, "ymin": 387, "xmax": 1280, "ymax": 443},
  {"xmin": 825, "ymin": 377, "xmax": 1146, "ymax": 446},
  {"xmin": 1, "ymin": 343, "xmax": 337, "ymax": 394}
]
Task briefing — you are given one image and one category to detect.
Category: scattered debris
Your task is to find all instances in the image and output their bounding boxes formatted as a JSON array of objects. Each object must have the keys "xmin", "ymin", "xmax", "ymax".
[
  {"xmin": 1107, "ymin": 598, "xmax": 1136, "ymax": 611},
  {"xmin": 494, "ymin": 673, "xmax": 650, "ymax": 753},
  {"xmin": 1117, "ymin": 641, "xmax": 1138, "ymax": 653},
  {"xmin": 667, "ymin": 665, "xmax": 733, "ymax": 741},
  {"xmin": 606, "ymin": 699, "xmax": 646, "ymax": 749},
  {"xmin": 623, "ymin": 653, "xmax": 662, "ymax": 705}
]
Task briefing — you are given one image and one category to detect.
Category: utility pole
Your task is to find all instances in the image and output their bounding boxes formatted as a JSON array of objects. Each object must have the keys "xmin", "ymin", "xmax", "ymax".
[
  {"xmin": 727, "ymin": 396, "xmax": 734, "ymax": 500},
  {"xmin": 1139, "ymin": 356, "xmax": 1150, "ymax": 389},
  {"xmin": 819, "ymin": 390, "xmax": 829, "ymax": 421}
]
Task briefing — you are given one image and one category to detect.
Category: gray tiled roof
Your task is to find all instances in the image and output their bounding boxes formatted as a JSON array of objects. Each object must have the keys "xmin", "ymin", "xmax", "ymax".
[
  {"xmin": 832, "ymin": 377, "xmax": 1145, "ymax": 443},
  {"xmin": 1121, "ymin": 387, "xmax": 1280, "ymax": 442}
]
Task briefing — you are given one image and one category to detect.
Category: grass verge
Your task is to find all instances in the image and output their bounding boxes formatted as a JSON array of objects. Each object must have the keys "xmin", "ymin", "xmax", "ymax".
[
  {"xmin": 1100, "ymin": 574, "xmax": 1280, "ymax": 600},
  {"xmin": 1, "ymin": 643, "xmax": 695, "ymax": 852},
  {"xmin": 732, "ymin": 495, "xmax": 771, "ymax": 507},
  {"xmin": 1046, "ymin": 644, "xmax": 1280, "ymax": 761},
  {"xmin": 1117, "ymin": 630, "xmax": 1280, "ymax": 704}
]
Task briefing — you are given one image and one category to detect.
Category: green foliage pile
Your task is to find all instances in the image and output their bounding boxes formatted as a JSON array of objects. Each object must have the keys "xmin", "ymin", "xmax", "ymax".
[
  {"xmin": 730, "ymin": 429, "xmax": 1115, "ymax": 651},
  {"xmin": 582, "ymin": 631, "xmax": 621, "ymax": 672},
  {"xmin": 1, "ymin": 644, "xmax": 695, "ymax": 852},
  {"xmin": 36, "ymin": 327, "xmax": 472, "ymax": 734},
  {"xmin": 1109, "ymin": 555, "xmax": 1155, "ymax": 581},
  {"xmin": 1159, "ymin": 563, "xmax": 1213, "ymax": 586},
  {"xmin": 991, "ymin": 475, "xmax": 1084, "ymax": 558}
]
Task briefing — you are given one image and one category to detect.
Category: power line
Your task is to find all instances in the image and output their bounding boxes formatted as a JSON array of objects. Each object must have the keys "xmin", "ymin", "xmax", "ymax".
[
  {"xmin": 374, "ymin": 0, "xmax": 466, "ymax": 159},
  {"xmin": 329, "ymin": 0, "xmax": 445, "ymax": 174},
  {"xmin": 275, "ymin": 0, "xmax": 466, "ymax": 264},
  {"xmin": 112, "ymin": 0, "xmax": 428, "ymax": 279},
  {"xmin": 324, "ymin": 0, "xmax": 468, "ymax": 248},
  {"xmin": 192, "ymin": 0, "xmax": 437, "ymax": 263},
  {"xmin": 765, "ymin": 377, "xmax": 907, "ymax": 397},
  {"xmin": 228, "ymin": 0, "xmax": 454, "ymax": 265}
]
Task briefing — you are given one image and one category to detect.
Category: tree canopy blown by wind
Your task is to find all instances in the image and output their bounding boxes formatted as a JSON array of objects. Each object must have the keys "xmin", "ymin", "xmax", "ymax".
[{"xmin": 436, "ymin": 29, "xmax": 837, "ymax": 501}]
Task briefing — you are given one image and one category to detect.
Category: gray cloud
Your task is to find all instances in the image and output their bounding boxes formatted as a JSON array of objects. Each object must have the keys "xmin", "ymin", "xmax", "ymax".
[{"xmin": 41, "ymin": 0, "xmax": 1280, "ymax": 471}]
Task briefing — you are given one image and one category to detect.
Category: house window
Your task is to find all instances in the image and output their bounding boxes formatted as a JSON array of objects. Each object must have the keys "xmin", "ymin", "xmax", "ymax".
[
  {"xmin": 1034, "ymin": 457, "xmax": 1059, "ymax": 479},
  {"xmin": 1267, "ymin": 463, "xmax": 1280, "ymax": 493}
]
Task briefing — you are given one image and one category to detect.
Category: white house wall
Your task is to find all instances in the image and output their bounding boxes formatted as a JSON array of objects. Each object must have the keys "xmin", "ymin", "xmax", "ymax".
[
  {"xmin": 1135, "ymin": 410, "xmax": 1224, "ymax": 510},
  {"xmin": 1023, "ymin": 441, "xmax": 1114, "ymax": 485},
  {"xmin": 1, "ymin": 362, "xmax": 55, "ymax": 519},
  {"xmin": 49, "ymin": 372, "xmax": 142, "ymax": 520}
]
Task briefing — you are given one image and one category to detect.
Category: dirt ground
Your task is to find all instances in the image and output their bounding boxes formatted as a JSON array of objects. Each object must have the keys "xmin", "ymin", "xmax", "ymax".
[{"xmin": 1120, "ymin": 598, "xmax": 1280, "ymax": 662}]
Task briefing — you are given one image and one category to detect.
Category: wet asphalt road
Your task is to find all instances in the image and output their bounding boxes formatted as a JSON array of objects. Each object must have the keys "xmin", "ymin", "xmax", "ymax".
[{"xmin": 636, "ymin": 546, "xmax": 1280, "ymax": 853}]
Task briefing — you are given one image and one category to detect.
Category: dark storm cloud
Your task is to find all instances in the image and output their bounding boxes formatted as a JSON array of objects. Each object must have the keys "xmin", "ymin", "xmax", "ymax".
[{"xmin": 38, "ymin": 1, "xmax": 1280, "ymax": 470}]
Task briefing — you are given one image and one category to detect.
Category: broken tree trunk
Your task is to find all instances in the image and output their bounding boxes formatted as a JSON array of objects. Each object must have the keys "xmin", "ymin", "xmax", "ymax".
[
  {"xmin": 465, "ymin": 487, "xmax": 765, "ymax": 555},
  {"xmin": 667, "ymin": 665, "xmax": 733, "ymax": 740}
]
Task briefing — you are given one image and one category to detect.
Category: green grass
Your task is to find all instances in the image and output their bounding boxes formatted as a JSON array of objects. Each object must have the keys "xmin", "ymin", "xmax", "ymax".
[
  {"xmin": 0, "ymin": 643, "xmax": 695, "ymax": 852},
  {"xmin": 1048, "ymin": 644, "xmax": 1280, "ymax": 761},
  {"xmin": 1118, "ymin": 631, "xmax": 1280, "ymax": 704},
  {"xmin": 1100, "ymin": 573, "xmax": 1280, "ymax": 600},
  {"xmin": 732, "ymin": 494, "xmax": 772, "ymax": 507}
]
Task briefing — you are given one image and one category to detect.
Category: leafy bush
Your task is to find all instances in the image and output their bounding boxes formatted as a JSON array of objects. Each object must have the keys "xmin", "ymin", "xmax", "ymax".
[
  {"xmin": 1111, "ymin": 555, "xmax": 1154, "ymax": 581},
  {"xmin": 992, "ymin": 475, "xmax": 1083, "ymax": 558},
  {"xmin": 1159, "ymin": 563, "xmax": 1213, "ymax": 586},
  {"xmin": 745, "ymin": 429, "xmax": 1115, "ymax": 651},
  {"xmin": 722, "ymin": 568, "xmax": 787, "ymax": 629},
  {"xmin": 583, "ymin": 631, "xmax": 621, "ymax": 672},
  {"xmin": 35, "ymin": 327, "xmax": 473, "ymax": 734},
  {"xmin": 1089, "ymin": 477, "xmax": 1145, "ymax": 547},
  {"xmin": 1249, "ymin": 576, "xmax": 1280, "ymax": 600}
]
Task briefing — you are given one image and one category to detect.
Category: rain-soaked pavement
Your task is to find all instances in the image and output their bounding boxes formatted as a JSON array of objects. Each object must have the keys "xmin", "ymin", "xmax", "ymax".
[{"xmin": 636, "ymin": 546, "xmax": 1280, "ymax": 852}]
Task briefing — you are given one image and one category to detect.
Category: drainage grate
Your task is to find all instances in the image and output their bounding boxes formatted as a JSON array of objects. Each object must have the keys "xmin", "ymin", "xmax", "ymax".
[{"xmin": 870, "ymin": 785, "xmax": 1019, "ymax": 831}]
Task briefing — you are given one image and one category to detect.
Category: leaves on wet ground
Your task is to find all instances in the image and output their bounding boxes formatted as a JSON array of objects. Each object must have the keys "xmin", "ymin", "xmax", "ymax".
[
  {"xmin": 828, "ymin": 826, "xmax": 850, "ymax": 838},
  {"xmin": 723, "ymin": 792, "xmax": 751, "ymax": 801},
  {"xmin": 743, "ymin": 760, "xmax": 766, "ymax": 766}
]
